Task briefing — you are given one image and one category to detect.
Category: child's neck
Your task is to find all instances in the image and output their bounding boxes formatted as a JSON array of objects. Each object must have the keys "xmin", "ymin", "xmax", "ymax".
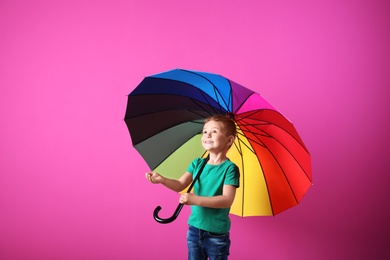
[{"xmin": 207, "ymin": 153, "xmax": 227, "ymax": 165}]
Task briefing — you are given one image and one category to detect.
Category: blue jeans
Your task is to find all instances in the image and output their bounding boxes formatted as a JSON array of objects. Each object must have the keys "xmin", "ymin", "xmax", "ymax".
[{"xmin": 187, "ymin": 225, "xmax": 231, "ymax": 260}]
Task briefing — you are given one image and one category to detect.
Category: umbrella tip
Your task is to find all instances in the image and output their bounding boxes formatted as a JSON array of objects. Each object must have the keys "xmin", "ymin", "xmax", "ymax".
[{"xmin": 226, "ymin": 112, "xmax": 235, "ymax": 120}]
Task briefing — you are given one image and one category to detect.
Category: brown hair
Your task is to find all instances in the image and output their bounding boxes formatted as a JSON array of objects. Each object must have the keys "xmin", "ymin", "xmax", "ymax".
[{"xmin": 204, "ymin": 115, "xmax": 237, "ymax": 137}]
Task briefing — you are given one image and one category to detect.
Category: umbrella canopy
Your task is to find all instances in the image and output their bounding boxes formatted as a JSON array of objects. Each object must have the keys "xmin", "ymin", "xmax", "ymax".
[{"xmin": 125, "ymin": 68, "xmax": 312, "ymax": 216}]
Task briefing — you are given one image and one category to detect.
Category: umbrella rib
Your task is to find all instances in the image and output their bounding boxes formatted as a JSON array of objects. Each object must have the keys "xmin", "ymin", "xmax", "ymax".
[
  {"xmin": 239, "ymin": 123, "xmax": 308, "ymax": 207},
  {"xmin": 227, "ymin": 78, "xmax": 233, "ymax": 112},
  {"xmin": 194, "ymin": 89, "xmax": 225, "ymax": 114},
  {"xmin": 126, "ymin": 92, "xmax": 223, "ymax": 120},
  {"xmin": 236, "ymin": 132, "xmax": 258, "ymax": 152},
  {"xmin": 152, "ymin": 131, "xmax": 205, "ymax": 171},
  {"xmin": 240, "ymin": 121, "xmax": 311, "ymax": 182},
  {"xmin": 238, "ymin": 109, "xmax": 314, "ymax": 210},
  {"xmin": 129, "ymin": 92, "xmax": 226, "ymax": 170},
  {"xmin": 233, "ymin": 132, "xmax": 275, "ymax": 216},
  {"xmin": 237, "ymin": 126, "xmax": 297, "ymax": 213},
  {"xmin": 237, "ymin": 110, "xmax": 310, "ymax": 159},
  {"xmin": 231, "ymin": 135, "xmax": 246, "ymax": 216},
  {"xmin": 183, "ymin": 69, "xmax": 231, "ymax": 112},
  {"xmin": 238, "ymin": 132, "xmax": 278, "ymax": 215},
  {"xmin": 128, "ymin": 78, "xmax": 227, "ymax": 117},
  {"xmin": 232, "ymin": 91, "xmax": 253, "ymax": 114},
  {"xmin": 125, "ymin": 94, "xmax": 224, "ymax": 120},
  {"xmin": 262, "ymin": 128, "xmax": 312, "ymax": 183},
  {"xmin": 237, "ymin": 110, "xmax": 310, "ymax": 154}
]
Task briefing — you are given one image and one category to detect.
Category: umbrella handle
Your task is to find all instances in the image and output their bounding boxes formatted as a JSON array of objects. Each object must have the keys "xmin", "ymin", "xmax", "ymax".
[
  {"xmin": 152, "ymin": 174, "xmax": 199, "ymax": 224},
  {"xmin": 153, "ymin": 156, "xmax": 209, "ymax": 224},
  {"xmin": 153, "ymin": 203, "xmax": 184, "ymax": 224}
]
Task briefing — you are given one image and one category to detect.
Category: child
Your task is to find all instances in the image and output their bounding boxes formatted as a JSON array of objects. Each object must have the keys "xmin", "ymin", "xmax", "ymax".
[{"xmin": 145, "ymin": 115, "xmax": 240, "ymax": 260}]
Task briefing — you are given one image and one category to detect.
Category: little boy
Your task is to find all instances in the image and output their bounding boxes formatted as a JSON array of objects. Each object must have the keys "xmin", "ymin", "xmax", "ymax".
[{"xmin": 146, "ymin": 115, "xmax": 240, "ymax": 260}]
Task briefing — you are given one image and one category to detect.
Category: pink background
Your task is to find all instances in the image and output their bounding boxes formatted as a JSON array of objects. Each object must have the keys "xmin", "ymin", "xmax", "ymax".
[{"xmin": 1, "ymin": 0, "xmax": 389, "ymax": 259}]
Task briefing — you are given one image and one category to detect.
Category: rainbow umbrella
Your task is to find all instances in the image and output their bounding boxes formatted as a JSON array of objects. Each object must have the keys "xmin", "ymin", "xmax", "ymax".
[{"xmin": 125, "ymin": 68, "xmax": 312, "ymax": 221}]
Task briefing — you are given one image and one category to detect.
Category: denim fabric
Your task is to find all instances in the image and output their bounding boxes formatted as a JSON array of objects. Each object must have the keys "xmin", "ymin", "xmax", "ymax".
[{"xmin": 187, "ymin": 225, "xmax": 231, "ymax": 260}]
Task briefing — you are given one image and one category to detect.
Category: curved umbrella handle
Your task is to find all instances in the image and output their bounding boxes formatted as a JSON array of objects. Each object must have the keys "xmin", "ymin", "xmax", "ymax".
[
  {"xmin": 153, "ymin": 203, "xmax": 184, "ymax": 224},
  {"xmin": 153, "ymin": 156, "xmax": 209, "ymax": 224}
]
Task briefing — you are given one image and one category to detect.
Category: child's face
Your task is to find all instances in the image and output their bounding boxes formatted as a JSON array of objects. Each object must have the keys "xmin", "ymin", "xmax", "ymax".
[{"xmin": 201, "ymin": 120, "xmax": 233, "ymax": 152}]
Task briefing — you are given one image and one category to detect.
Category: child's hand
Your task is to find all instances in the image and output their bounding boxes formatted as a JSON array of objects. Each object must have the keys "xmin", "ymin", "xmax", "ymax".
[
  {"xmin": 145, "ymin": 172, "xmax": 163, "ymax": 184},
  {"xmin": 179, "ymin": 193, "xmax": 197, "ymax": 205}
]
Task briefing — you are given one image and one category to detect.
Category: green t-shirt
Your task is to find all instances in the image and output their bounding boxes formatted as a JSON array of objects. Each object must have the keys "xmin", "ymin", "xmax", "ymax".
[{"xmin": 186, "ymin": 158, "xmax": 240, "ymax": 234}]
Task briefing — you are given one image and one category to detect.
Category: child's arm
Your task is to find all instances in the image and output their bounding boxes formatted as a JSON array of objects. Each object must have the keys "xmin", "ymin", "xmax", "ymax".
[
  {"xmin": 145, "ymin": 171, "xmax": 193, "ymax": 193},
  {"xmin": 179, "ymin": 184, "xmax": 237, "ymax": 208}
]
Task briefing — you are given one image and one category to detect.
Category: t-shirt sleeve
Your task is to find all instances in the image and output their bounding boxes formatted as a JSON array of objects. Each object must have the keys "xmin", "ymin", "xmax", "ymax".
[
  {"xmin": 186, "ymin": 158, "xmax": 203, "ymax": 175},
  {"xmin": 225, "ymin": 164, "xmax": 240, "ymax": 188}
]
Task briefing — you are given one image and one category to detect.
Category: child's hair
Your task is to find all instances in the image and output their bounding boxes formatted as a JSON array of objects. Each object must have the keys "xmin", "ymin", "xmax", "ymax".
[{"xmin": 204, "ymin": 115, "xmax": 237, "ymax": 137}]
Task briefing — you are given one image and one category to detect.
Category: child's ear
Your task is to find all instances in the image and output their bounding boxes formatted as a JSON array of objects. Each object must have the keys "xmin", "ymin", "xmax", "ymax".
[{"xmin": 228, "ymin": 135, "xmax": 234, "ymax": 145}]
